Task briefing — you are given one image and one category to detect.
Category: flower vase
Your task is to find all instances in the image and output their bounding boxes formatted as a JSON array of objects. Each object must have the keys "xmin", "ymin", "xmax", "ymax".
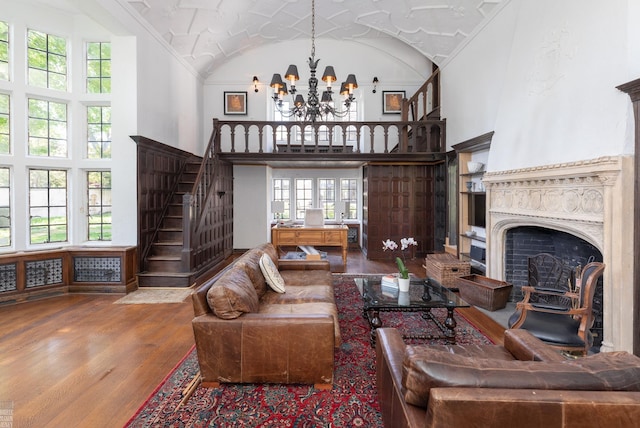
[{"xmin": 398, "ymin": 277, "xmax": 410, "ymax": 292}]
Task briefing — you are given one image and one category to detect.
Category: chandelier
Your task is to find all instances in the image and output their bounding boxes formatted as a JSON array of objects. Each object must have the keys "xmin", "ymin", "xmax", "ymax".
[{"xmin": 269, "ymin": 0, "xmax": 358, "ymax": 122}]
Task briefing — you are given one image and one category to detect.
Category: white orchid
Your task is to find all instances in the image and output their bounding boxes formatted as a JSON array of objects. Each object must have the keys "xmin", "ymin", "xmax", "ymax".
[
  {"xmin": 382, "ymin": 237, "xmax": 418, "ymax": 279},
  {"xmin": 382, "ymin": 239, "xmax": 398, "ymax": 251}
]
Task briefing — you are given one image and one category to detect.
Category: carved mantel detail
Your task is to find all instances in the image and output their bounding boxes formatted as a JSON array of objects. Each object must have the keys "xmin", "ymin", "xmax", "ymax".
[{"xmin": 482, "ymin": 155, "xmax": 635, "ymax": 353}]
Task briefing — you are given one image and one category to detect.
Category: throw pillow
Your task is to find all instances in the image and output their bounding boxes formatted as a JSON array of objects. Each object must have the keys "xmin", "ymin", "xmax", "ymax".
[
  {"xmin": 206, "ymin": 267, "xmax": 260, "ymax": 319},
  {"xmin": 259, "ymin": 252, "xmax": 285, "ymax": 293}
]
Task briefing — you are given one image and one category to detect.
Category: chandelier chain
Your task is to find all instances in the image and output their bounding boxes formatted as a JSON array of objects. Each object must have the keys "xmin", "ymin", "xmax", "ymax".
[
  {"xmin": 269, "ymin": 0, "xmax": 356, "ymax": 122},
  {"xmin": 311, "ymin": 0, "xmax": 316, "ymax": 60}
]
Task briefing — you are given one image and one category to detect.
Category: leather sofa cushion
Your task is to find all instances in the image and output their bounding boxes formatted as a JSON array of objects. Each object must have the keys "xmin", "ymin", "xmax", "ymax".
[
  {"xmin": 279, "ymin": 269, "xmax": 333, "ymax": 286},
  {"xmin": 259, "ymin": 302, "xmax": 342, "ymax": 346},
  {"xmin": 235, "ymin": 251, "xmax": 268, "ymax": 298},
  {"xmin": 206, "ymin": 266, "xmax": 260, "ymax": 319},
  {"xmin": 403, "ymin": 346, "xmax": 640, "ymax": 408},
  {"xmin": 260, "ymin": 285, "xmax": 335, "ymax": 305}
]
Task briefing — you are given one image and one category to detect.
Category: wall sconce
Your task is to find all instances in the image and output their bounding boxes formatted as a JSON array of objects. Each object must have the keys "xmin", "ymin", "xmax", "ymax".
[
  {"xmin": 253, "ymin": 75, "xmax": 259, "ymax": 92},
  {"xmin": 372, "ymin": 76, "xmax": 379, "ymax": 93}
]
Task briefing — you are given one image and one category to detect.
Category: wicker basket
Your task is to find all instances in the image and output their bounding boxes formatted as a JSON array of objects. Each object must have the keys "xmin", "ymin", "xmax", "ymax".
[
  {"xmin": 455, "ymin": 275, "xmax": 513, "ymax": 311},
  {"xmin": 422, "ymin": 253, "xmax": 470, "ymax": 287}
]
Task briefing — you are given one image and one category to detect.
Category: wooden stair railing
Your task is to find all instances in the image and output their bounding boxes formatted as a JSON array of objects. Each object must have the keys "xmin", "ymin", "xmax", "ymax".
[{"xmin": 181, "ymin": 119, "xmax": 225, "ymax": 273}]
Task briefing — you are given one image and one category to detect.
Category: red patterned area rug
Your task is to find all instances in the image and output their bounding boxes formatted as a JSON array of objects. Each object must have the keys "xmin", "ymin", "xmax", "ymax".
[{"xmin": 125, "ymin": 274, "xmax": 492, "ymax": 427}]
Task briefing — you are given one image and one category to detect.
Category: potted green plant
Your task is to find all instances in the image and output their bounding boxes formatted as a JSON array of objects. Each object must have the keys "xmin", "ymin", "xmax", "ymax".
[{"xmin": 382, "ymin": 238, "xmax": 418, "ymax": 292}]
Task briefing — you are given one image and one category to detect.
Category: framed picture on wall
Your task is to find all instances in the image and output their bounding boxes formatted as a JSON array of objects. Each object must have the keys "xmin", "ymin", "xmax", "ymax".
[
  {"xmin": 382, "ymin": 90, "xmax": 405, "ymax": 114},
  {"xmin": 224, "ymin": 91, "xmax": 247, "ymax": 115}
]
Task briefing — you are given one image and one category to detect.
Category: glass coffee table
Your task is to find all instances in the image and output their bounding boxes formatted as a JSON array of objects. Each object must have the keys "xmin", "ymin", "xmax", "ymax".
[{"xmin": 354, "ymin": 276, "xmax": 470, "ymax": 346}]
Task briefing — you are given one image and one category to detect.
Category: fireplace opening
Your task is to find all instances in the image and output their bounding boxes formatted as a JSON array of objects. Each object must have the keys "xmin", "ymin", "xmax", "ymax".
[{"xmin": 504, "ymin": 226, "xmax": 604, "ymax": 350}]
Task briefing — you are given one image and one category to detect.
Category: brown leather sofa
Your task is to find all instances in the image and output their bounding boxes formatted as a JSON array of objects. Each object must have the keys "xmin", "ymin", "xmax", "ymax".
[
  {"xmin": 191, "ymin": 243, "xmax": 340, "ymax": 388},
  {"xmin": 376, "ymin": 327, "xmax": 640, "ymax": 427}
]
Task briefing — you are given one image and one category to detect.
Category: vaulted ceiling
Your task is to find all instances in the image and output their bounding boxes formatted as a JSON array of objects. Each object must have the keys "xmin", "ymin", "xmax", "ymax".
[{"xmin": 125, "ymin": 0, "xmax": 503, "ymax": 78}]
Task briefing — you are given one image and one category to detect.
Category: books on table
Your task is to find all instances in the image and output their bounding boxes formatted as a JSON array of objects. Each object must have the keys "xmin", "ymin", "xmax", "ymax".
[{"xmin": 381, "ymin": 275, "xmax": 399, "ymax": 297}]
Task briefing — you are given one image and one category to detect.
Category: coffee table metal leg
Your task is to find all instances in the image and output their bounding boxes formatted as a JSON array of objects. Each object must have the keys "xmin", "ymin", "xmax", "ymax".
[
  {"xmin": 366, "ymin": 309, "xmax": 382, "ymax": 346},
  {"xmin": 444, "ymin": 307, "xmax": 457, "ymax": 343}
]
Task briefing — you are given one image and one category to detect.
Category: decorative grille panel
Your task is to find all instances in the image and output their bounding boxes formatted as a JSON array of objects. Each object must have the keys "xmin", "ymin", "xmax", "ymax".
[
  {"xmin": 73, "ymin": 257, "xmax": 121, "ymax": 283},
  {"xmin": 26, "ymin": 258, "xmax": 63, "ymax": 288},
  {"xmin": 0, "ymin": 263, "xmax": 17, "ymax": 292}
]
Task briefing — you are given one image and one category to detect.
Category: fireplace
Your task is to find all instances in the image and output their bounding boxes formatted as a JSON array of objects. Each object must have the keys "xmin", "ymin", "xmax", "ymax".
[
  {"xmin": 483, "ymin": 156, "xmax": 634, "ymax": 353},
  {"xmin": 504, "ymin": 226, "xmax": 604, "ymax": 350}
]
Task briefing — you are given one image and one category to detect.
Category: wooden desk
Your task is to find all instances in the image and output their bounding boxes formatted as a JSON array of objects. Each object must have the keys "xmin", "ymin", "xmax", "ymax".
[{"xmin": 271, "ymin": 224, "xmax": 348, "ymax": 267}]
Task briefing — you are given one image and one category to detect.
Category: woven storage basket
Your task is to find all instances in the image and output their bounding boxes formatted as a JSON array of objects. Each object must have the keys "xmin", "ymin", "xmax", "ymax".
[
  {"xmin": 423, "ymin": 253, "xmax": 470, "ymax": 287},
  {"xmin": 455, "ymin": 275, "xmax": 513, "ymax": 311}
]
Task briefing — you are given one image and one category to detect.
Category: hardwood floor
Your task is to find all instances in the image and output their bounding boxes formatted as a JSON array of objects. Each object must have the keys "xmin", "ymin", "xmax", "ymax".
[{"xmin": 0, "ymin": 248, "xmax": 505, "ymax": 428}]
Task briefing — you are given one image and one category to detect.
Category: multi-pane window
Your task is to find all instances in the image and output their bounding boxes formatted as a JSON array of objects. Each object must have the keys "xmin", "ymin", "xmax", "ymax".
[
  {"xmin": 27, "ymin": 29, "xmax": 67, "ymax": 91},
  {"xmin": 295, "ymin": 178, "xmax": 313, "ymax": 219},
  {"xmin": 86, "ymin": 42, "xmax": 111, "ymax": 93},
  {"xmin": 0, "ymin": 93, "xmax": 9, "ymax": 154},
  {"xmin": 28, "ymin": 98, "xmax": 67, "ymax": 157},
  {"xmin": 29, "ymin": 169, "xmax": 68, "ymax": 244},
  {"xmin": 272, "ymin": 178, "xmax": 291, "ymax": 220},
  {"xmin": 344, "ymin": 101, "xmax": 358, "ymax": 141},
  {"xmin": 0, "ymin": 168, "xmax": 10, "ymax": 247},
  {"xmin": 0, "ymin": 21, "xmax": 8, "ymax": 81},
  {"xmin": 87, "ymin": 171, "xmax": 112, "ymax": 241},
  {"xmin": 318, "ymin": 178, "xmax": 336, "ymax": 219},
  {"xmin": 87, "ymin": 106, "xmax": 111, "ymax": 159},
  {"xmin": 341, "ymin": 179, "xmax": 358, "ymax": 219},
  {"xmin": 274, "ymin": 101, "xmax": 290, "ymax": 142}
]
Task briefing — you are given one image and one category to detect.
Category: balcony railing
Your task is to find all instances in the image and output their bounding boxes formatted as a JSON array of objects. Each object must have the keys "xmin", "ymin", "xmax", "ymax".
[{"xmin": 213, "ymin": 119, "xmax": 445, "ymax": 156}]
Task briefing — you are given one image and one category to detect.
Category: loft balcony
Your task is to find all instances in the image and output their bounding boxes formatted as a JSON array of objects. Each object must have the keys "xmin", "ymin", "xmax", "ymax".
[{"xmin": 213, "ymin": 118, "xmax": 446, "ymax": 167}]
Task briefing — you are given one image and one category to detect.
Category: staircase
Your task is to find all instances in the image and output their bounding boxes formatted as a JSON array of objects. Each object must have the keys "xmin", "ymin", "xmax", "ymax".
[{"xmin": 137, "ymin": 159, "xmax": 200, "ymax": 287}]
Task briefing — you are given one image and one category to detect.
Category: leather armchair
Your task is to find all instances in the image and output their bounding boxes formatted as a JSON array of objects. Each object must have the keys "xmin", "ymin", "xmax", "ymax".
[{"xmin": 508, "ymin": 261, "xmax": 605, "ymax": 355}]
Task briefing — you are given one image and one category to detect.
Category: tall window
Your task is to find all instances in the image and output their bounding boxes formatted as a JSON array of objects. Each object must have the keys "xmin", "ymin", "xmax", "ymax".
[
  {"xmin": 272, "ymin": 178, "xmax": 291, "ymax": 220},
  {"xmin": 274, "ymin": 101, "xmax": 290, "ymax": 142},
  {"xmin": 318, "ymin": 178, "xmax": 336, "ymax": 219},
  {"xmin": 27, "ymin": 29, "xmax": 67, "ymax": 91},
  {"xmin": 28, "ymin": 98, "xmax": 67, "ymax": 157},
  {"xmin": 86, "ymin": 42, "xmax": 111, "ymax": 93},
  {"xmin": 29, "ymin": 169, "xmax": 67, "ymax": 244},
  {"xmin": 0, "ymin": 93, "xmax": 9, "ymax": 154},
  {"xmin": 87, "ymin": 106, "xmax": 111, "ymax": 159},
  {"xmin": 0, "ymin": 21, "xmax": 8, "ymax": 81},
  {"xmin": 0, "ymin": 168, "xmax": 10, "ymax": 247},
  {"xmin": 295, "ymin": 178, "xmax": 313, "ymax": 219},
  {"xmin": 340, "ymin": 178, "xmax": 358, "ymax": 219},
  {"xmin": 87, "ymin": 171, "xmax": 112, "ymax": 241}
]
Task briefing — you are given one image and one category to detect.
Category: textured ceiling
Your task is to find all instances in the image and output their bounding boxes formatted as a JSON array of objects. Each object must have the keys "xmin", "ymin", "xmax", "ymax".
[{"xmin": 125, "ymin": 0, "xmax": 502, "ymax": 78}]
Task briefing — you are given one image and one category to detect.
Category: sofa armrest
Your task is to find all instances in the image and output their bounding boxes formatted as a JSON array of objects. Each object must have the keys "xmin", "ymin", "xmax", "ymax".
[
  {"xmin": 376, "ymin": 328, "xmax": 427, "ymax": 427},
  {"xmin": 503, "ymin": 329, "xmax": 566, "ymax": 362},
  {"xmin": 426, "ymin": 388, "xmax": 640, "ymax": 428},
  {"xmin": 192, "ymin": 313, "xmax": 335, "ymax": 385},
  {"xmin": 278, "ymin": 259, "xmax": 330, "ymax": 271}
]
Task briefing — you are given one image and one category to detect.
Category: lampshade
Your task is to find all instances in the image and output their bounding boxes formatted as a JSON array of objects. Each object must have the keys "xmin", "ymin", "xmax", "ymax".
[
  {"xmin": 322, "ymin": 66, "xmax": 337, "ymax": 84},
  {"xmin": 321, "ymin": 91, "xmax": 332, "ymax": 102},
  {"xmin": 270, "ymin": 73, "xmax": 283, "ymax": 89},
  {"xmin": 345, "ymin": 74, "xmax": 358, "ymax": 90},
  {"xmin": 278, "ymin": 83, "xmax": 288, "ymax": 96},
  {"xmin": 294, "ymin": 94, "xmax": 305, "ymax": 107},
  {"xmin": 284, "ymin": 64, "xmax": 299, "ymax": 82},
  {"xmin": 339, "ymin": 82, "xmax": 348, "ymax": 96},
  {"xmin": 271, "ymin": 200, "xmax": 285, "ymax": 214}
]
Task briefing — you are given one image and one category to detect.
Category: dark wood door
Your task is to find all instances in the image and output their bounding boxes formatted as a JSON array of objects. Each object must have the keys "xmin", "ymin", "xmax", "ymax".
[{"xmin": 363, "ymin": 164, "xmax": 437, "ymax": 260}]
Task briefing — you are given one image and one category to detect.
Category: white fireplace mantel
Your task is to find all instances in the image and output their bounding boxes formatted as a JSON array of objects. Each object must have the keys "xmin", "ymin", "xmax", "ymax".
[{"xmin": 482, "ymin": 156, "xmax": 635, "ymax": 353}]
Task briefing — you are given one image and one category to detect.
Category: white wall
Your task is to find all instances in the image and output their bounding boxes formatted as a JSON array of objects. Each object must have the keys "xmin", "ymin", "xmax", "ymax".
[
  {"xmin": 202, "ymin": 38, "xmax": 431, "ymax": 139},
  {"xmin": 233, "ymin": 165, "xmax": 271, "ymax": 248},
  {"xmin": 441, "ymin": 0, "xmax": 639, "ymax": 172}
]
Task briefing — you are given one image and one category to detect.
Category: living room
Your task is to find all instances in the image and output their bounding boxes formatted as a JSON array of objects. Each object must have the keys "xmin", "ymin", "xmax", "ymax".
[{"xmin": 1, "ymin": 0, "xmax": 640, "ymax": 426}]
